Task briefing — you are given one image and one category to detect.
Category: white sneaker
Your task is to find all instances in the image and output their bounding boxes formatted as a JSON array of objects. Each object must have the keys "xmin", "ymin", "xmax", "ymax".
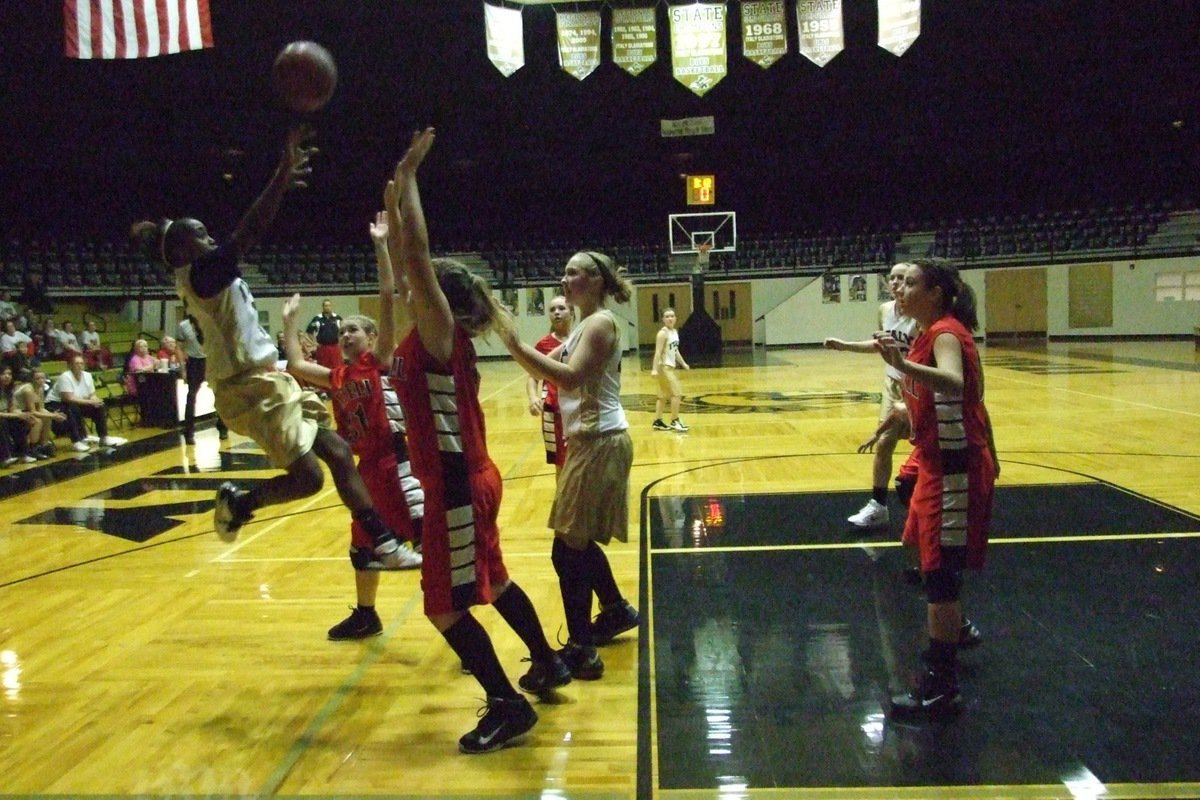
[
  {"xmin": 84, "ymin": 435, "xmax": 101, "ymax": 444},
  {"xmin": 101, "ymin": 436, "xmax": 127, "ymax": 447},
  {"xmin": 848, "ymin": 499, "xmax": 889, "ymax": 528},
  {"xmin": 19, "ymin": 455, "xmax": 37, "ymax": 463},
  {"xmin": 1, "ymin": 457, "xmax": 17, "ymax": 467},
  {"xmin": 72, "ymin": 441, "xmax": 91, "ymax": 452},
  {"xmin": 369, "ymin": 540, "xmax": 423, "ymax": 570}
]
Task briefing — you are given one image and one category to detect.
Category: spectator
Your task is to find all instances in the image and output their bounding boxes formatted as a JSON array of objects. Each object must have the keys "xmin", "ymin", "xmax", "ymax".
[
  {"xmin": 156, "ymin": 335, "xmax": 181, "ymax": 369},
  {"xmin": 13, "ymin": 367, "xmax": 64, "ymax": 459},
  {"xmin": 124, "ymin": 339, "xmax": 158, "ymax": 395},
  {"xmin": 1, "ymin": 319, "xmax": 33, "ymax": 374},
  {"xmin": 79, "ymin": 320, "xmax": 113, "ymax": 369},
  {"xmin": 56, "ymin": 321, "xmax": 83, "ymax": 359},
  {"xmin": 45, "ymin": 355, "xmax": 126, "ymax": 451},
  {"xmin": 306, "ymin": 299, "xmax": 343, "ymax": 370},
  {"xmin": 0, "ymin": 291, "xmax": 17, "ymax": 321},
  {"xmin": 0, "ymin": 365, "xmax": 38, "ymax": 465},
  {"xmin": 19, "ymin": 272, "xmax": 54, "ymax": 314}
]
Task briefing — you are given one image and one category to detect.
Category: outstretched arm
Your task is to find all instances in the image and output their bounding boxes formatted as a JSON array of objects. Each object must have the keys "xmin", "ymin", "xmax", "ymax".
[
  {"xmin": 230, "ymin": 125, "xmax": 317, "ymax": 254},
  {"xmin": 386, "ymin": 128, "xmax": 454, "ymax": 365},
  {"xmin": 500, "ymin": 312, "xmax": 614, "ymax": 392},
  {"xmin": 282, "ymin": 294, "xmax": 333, "ymax": 389}
]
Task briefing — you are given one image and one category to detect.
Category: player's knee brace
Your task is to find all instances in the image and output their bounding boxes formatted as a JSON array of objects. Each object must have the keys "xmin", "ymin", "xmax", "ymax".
[
  {"xmin": 349, "ymin": 545, "xmax": 375, "ymax": 571},
  {"xmin": 924, "ymin": 567, "xmax": 962, "ymax": 603}
]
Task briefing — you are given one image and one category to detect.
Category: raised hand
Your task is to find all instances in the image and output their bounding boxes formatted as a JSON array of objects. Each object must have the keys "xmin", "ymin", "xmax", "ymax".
[
  {"xmin": 393, "ymin": 127, "xmax": 435, "ymax": 182},
  {"xmin": 368, "ymin": 210, "xmax": 388, "ymax": 245},
  {"xmin": 282, "ymin": 124, "xmax": 318, "ymax": 190}
]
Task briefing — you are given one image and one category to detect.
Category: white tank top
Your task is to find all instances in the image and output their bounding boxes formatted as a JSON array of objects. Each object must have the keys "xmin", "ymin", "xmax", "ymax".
[
  {"xmin": 558, "ymin": 309, "xmax": 628, "ymax": 437},
  {"xmin": 176, "ymin": 266, "xmax": 278, "ymax": 382},
  {"xmin": 881, "ymin": 300, "xmax": 919, "ymax": 382},
  {"xmin": 661, "ymin": 328, "xmax": 680, "ymax": 368}
]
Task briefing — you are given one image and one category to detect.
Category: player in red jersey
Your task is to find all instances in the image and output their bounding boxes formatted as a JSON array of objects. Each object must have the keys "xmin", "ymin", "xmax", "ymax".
[
  {"xmin": 875, "ymin": 258, "xmax": 998, "ymax": 720},
  {"xmin": 385, "ymin": 128, "xmax": 564, "ymax": 754},
  {"xmin": 282, "ymin": 211, "xmax": 424, "ymax": 640},
  {"xmin": 525, "ymin": 294, "xmax": 573, "ymax": 473}
]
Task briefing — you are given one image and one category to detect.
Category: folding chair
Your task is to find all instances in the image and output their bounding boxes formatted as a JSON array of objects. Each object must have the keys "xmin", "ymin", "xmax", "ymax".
[{"xmin": 97, "ymin": 369, "xmax": 140, "ymax": 430}]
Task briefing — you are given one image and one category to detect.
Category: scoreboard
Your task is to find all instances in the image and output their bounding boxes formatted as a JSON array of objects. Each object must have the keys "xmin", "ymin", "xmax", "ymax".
[{"xmin": 686, "ymin": 174, "xmax": 715, "ymax": 206}]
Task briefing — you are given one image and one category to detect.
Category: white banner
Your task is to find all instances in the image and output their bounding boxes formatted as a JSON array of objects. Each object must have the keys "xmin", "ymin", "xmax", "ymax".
[
  {"xmin": 660, "ymin": 116, "xmax": 716, "ymax": 138},
  {"xmin": 484, "ymin": 3, "xmax": 524, "ymax": 77},
  {"xmin": 612, "ymin": 7, "xmax": 657, "ymax": 76},
  {"xmin": 795, "ymin": 0, "xmax": 843, "ymax": 67},
  {"xmin": 741, "ymin": 1, "xmax": 788, "ymax": 69},
  {"xmin": 669, "ymin": 3, "xmax": 728, "ymax": 97},
  {"xmin": 878, "ymin": 0, "xmax": 921, "ymax": 56},
  {"xmin": 556, "ymin": 10, "xmax": 601, "ymax": 80}
]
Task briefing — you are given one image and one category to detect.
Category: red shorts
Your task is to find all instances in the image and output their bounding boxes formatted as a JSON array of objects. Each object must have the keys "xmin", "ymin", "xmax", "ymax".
[
  {"xmin": 902, "ymin": 448, "xmax": 995, "ymax": 572},
  {"xmin": 420, "ymin": 461, "xmax": 509, "ymax": 616},
  {"xmin": 543, "ymin": 404, "xmax": 566, "ymax": 466}
]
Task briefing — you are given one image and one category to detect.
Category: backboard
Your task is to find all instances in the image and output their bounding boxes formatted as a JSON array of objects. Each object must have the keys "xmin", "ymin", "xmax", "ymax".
[{"xmin": 668, "ymin": 211, "xmax": 737, "ymax": 254}]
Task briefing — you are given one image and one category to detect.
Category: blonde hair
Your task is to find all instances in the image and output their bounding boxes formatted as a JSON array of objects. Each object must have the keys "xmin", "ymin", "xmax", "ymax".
[
  {"xmin": 434, "ymin": 258, "xmax": 504, "ymax": 338},
  {"xmin": 578, "ymin": 251, "xmax": 633, "ymax": 304},
  {"xmin": 341, "ymin": 314, "xmax": 378, "ymax": 337}
]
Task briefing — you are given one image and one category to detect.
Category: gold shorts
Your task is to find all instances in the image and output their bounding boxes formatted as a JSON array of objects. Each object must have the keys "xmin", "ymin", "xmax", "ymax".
[
  {"xmin": 549, "ymin": 429, "xmax": 633, "ymax": 548},
  {"xmin": 214, "ymin": 369, "xmax": 329, "ymax": 469}
]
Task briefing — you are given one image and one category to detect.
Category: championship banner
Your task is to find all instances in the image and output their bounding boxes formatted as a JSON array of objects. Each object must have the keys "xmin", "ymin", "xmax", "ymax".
[
  {"xmin": 878, "ymin": 0, "xmax": 921, "ymax": 56},
  {"xmin": 611, "ymin": 7, "xmax": 657, "ymax": 76},
  {"xmin": 741, "ymin": 1, "xmax": 787, "ymax": 69},
  {"xmin": 556, "ymin": 10, "xmax": 601, "ymax": 80},
  {"xmin": 484, "ymin": 3, "xmax": 524, "ymax": 77},
  {"xmin": 795, "ymin": 0, "xmax": 843, "ymax": 67},
  {"xmin": 660, "ymin": 116, "xmax": 716, "ymax": 138},
  {"xmin": 669, "ymin": 3, "xmax": 727, "ymax": 97}
]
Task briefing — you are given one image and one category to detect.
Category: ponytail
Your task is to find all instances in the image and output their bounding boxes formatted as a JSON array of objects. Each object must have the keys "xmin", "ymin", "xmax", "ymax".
[{"xmin": 911, "ymin": 257, "xmax": 978, "ymax": 331}]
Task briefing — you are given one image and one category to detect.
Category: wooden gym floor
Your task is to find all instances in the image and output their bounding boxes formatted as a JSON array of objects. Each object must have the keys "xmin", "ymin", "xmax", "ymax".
[{"xmin": 1, "ymin": 340, "xmax": 1198, "ymax": 799}]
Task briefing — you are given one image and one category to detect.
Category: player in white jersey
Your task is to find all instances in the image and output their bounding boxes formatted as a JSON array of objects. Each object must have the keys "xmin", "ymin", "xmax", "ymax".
[
  {"xmin": 823, "ymin": 263, "xmax": 921, "ymax": 529},
  {"xmin": 130, "ymin": 126, "xmax": 408, "ymax": 568},
  {"xmin": 650, "ymin": 307, "xmax": 691, "ymax": 432}
]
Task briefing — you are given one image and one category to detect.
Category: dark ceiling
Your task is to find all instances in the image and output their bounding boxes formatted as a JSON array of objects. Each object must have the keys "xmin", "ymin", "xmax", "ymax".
[{"xmin": 2, "ymin": 1, "xmax": 1197, "ymax": 248}]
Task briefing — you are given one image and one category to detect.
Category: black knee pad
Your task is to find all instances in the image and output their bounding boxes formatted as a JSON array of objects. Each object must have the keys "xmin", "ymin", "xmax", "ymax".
[
  {"xmin": 349, "ymin": 546, "xmax": 374, "ymax": 571},
  {"xmin": 924, "ymin": 567, "xmax": 963, "ymax": 603}
]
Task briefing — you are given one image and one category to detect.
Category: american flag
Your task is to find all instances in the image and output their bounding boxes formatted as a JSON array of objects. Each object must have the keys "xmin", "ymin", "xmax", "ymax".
[{"xmin": 64, "ymin": 0, "xmax": 213, "ymax": 59}]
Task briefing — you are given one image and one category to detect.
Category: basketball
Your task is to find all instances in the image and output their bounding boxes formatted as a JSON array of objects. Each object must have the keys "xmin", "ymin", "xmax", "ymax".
[{"xmin": 272, "ymin": 41, "xmax": 337, "ymax": 113}]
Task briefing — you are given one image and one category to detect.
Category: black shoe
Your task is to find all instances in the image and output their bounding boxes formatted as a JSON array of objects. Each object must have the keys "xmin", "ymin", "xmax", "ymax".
[
  {"xmin": 183, "ymin": 434, "xmax": 195, "ymax": 445},
  {"xmin": 458, "ymin": 695, "xmax": 538, "ymax": 754},
  {"xmin": 651, "ymin": 419, "xmax": 671, "ymax": 431},
  {"xmin": 214, "ymin": 482, "xmax": 253, "ymax": 542},
  {"xmin": 517, "ymin": 654, "xmax": 572, "ymax": 694},
  {"xmin": 218, "ymin": 428, "xmax": 229, "ymax": 441},
  {"xmin": 959, "ymin": 619, "xmax": 982, "ymax": 649},
  {"xmin": 889, "ymin": 668, "xmax": 962, "ymax": 719},
  {"xmin": 327, "ymin": 606, "xmax": 383, "ymax": 641},
  {"xmin": 592, "ymin": 600, "xmax": 640, "ymax": 645},
  {"xmin": 558, "ymin": 642, "xmax": 604, "ymax": 680}
]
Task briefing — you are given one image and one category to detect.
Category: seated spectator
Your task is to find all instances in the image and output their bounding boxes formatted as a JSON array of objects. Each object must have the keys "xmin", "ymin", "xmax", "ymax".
[
  {"xmin": 56, "ymin": 321, "xmax": 83, "ymax": 359},
  {"xmin": 80, "ymin": 320, "xmax": 113, "ymax": 369},
  {"xmin": 38, "ymin": 319, "xmax": 63, "ymax": 360},
  {"xmin": 0, "ymin": 365, "xmax": 38, "ymax": 465},
  {"xmin": 46, "ymin": 355, "xmax": 126, "ymax": 451},
  {"xmin": 124, "ymin": 339, "xmax": 158, "ymax": 395},
  {"xmin": 0, "ymin": 320, "xmax": 33, "ymax": 374},
  {"xmin": 156, "ymin": 335, "xmax": 181, "ymax": 370},
  {"xmin": 14, "ymin": 367, "xmax": 66, "ymax": 459},
  {"xmin": 0, "ymin": 291, "xmax": 17, "ymax": 321}
]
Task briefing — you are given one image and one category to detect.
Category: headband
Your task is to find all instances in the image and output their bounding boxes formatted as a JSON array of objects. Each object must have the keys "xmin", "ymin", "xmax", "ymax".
[{"xmin": 160, "ymin": 219, "xmax": 176, "ymax": 266}]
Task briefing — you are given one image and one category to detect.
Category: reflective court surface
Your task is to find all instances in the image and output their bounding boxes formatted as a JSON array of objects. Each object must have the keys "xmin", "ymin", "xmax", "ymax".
[{"xmin": 1, "ymin": 341, "xmax": 1198, "ymax": 799}]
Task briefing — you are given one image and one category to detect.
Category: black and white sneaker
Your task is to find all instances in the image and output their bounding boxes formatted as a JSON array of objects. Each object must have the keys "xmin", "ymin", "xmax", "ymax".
[
  {"xmin": 592, "ymin": 600, "xmax": 640, "ymax": 645},
  {"xmin": 458, "ymin": 695, "xmax": 538, "ymax": 754},
  {"xmin": 889, "ymin": 668, "xmax": 962, "ymax": 719},
  {"xmin": 651, "ymin": 419, "xmax": 671, "ymax": 431},
  {"xmin": 669, "ymin": 419, "xmax": 689, "ymax": 432},
  {"xmin": 558, "ymin": 642, "xmax": 604, "ymax": 680},
  {"xmin": 517, "ymin": 654, "xmax": 572, "ymax": 695},
  {"xmin": 214, "ymin": 482, "xmax": 253, "ymax": 542},
  {"xmin": 327, "ymin": 606, "xmax": 383, "ymax": 641}
]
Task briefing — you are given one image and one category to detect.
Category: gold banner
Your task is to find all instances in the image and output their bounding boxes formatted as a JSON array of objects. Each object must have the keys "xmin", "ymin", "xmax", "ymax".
[
  {"xmin": 795, "ymin": 0, "xmax": 843, "ymax": 67},
  {"xmin": 612, "ymin": 7, "xmax": 657, "ymax": 76},
  {"xmin": 484, "ymin": 3, "xmax": 525, "ymax": 77},
  {"xmin": 741, "ymin": 1, "xmax": 787, "ymax": 69},
  {"xmin": 878, "ymin": 0, "xmax": 921, "ymax": 56},
  {"xmin": 556, "ymin": 10, "xmax": 601, "ymax": 80},
  {"xmin": 669, "ymin": 3, "xmax": 727, "ymax": 97}
]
